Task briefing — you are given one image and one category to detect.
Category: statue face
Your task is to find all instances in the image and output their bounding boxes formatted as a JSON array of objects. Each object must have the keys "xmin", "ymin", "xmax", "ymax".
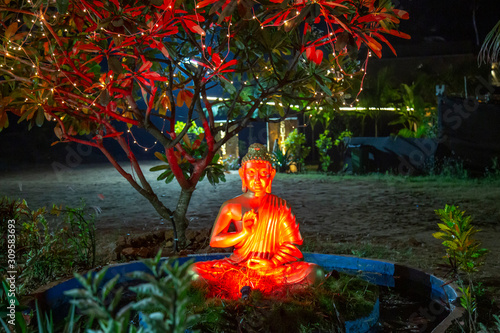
[{"xmin": 239, "ymin": 161, "xmax": 276, "ymax": 196}]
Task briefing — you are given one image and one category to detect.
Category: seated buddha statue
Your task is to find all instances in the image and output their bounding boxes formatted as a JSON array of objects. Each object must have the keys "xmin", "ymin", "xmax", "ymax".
[{"xmin": 192, "ymin": 143, "xmax": 323, "ymax": 292}]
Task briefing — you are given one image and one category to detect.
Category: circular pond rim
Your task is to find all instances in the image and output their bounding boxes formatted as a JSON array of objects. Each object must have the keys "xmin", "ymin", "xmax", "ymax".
[{"xmin": 38, "ymin": 253, "xmax": 463, "ymax": 333}]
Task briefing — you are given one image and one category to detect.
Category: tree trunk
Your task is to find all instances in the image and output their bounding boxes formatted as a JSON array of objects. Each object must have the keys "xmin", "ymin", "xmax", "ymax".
[{"xmin": 173, "ymin": 187, "xmax": 195, "ymax": 248}]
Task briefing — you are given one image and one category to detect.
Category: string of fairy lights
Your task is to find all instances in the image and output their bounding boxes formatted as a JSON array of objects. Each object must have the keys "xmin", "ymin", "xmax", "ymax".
[{"xmin": 2, "ymin": 1, "xmax": 381, "ymax": 153}]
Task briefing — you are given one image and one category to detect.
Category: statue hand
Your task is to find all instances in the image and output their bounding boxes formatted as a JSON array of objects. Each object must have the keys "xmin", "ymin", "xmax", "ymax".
[
  {"xmin": 246, "ymin": 258, "xmax": 275, "ymax": 270},
  {"xmin": 241, "ymin": 210, "xmax": 257, "ymax": 234}
]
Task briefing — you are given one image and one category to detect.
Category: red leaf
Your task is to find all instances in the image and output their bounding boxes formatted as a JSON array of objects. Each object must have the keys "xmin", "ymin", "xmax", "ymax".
[
  {"xmin": 323, "ymin": 1, "xmax": 349, "ymax": 9},
  {"xmin": 184, "ymin": 19, "xmax": 206, "ymax": 36},
  {"xmin": 212, "ymin": 53, "xmax": 222, "ymax": 67},
  {"xmin": 197, "ymin": 0, "xmax": 219, "ymax": 8},
  {"xmin": 177, "ymin": 90, "xmax": 185, "ymax": 107},
  {"xmin": 371, "ymin": 32, "xmax": 397, "ymax": 56},
  {"xmin": 139, "ymin": 60, "xmax": 153, "ymax": 72},
  {"xmin": 143, "ymin": 72, "xmax": 169, "ymax": 81},
  {"xmin": 160, "ymin": 44, "xmax": 170, "ymax": 59},
  {"xmin": 76, "ymin": 43, "xmax": 102, "ymax": 52},
  {"xmin": 192, "ymin": 139, "xmax": 201, "ymax": 150},
  {"xmin": 365, "ymin": 35, "xmax": 382, "ymax": 58},
  {"xmin": 306, "ymin": 46, "xmax": 313, "ymax": 60},
  {"xmin": 74, "ymin": 15, "xmax": 85, "ymax": 32},
  {"xmin": 124, "ymin": 5, "xmax": 146, "ymax": 14},
  {"xmin": 261, "ymin": 11, "xmax": 284, "ymax": 26},
  {"xmin": 357, "ymin": 13, "xmax": 395, "ymax": 24},
  {"xmin": 219, "ymin": 59, "xmax": 237, "ymax": 71},
  {"xmin": 101, "ymin": 132, "xmax": 124, "ymax": 139},
  {"xmin": 393, "ymin": 9, "xmax": 409, "ymax": 20},
  {"xmin": 314, "ymin": 49, "xmax": 323, "ymax": 65},
  {"xmin": 109, "ymin": 0, "xmax": 120, "ymax": 9},
  {"xmin": 5, "ymin": 22, "xmax": 18, "ymax": 39},
  {"xmin": 380, "ymin": 28, "xmax": 411, "ymax": 40},
  {"xmin": 81, "ymin": 55, "xmax": 103, "ymax": 67}
]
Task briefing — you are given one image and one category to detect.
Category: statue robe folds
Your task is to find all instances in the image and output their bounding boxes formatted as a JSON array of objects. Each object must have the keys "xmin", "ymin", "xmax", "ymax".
[{"xmin": 193, "ymin": 194, "xmax": 317, "ymax": 286}]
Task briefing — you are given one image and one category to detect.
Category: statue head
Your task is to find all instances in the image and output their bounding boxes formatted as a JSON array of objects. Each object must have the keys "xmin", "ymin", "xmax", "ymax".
[{"xmin": 239, "ymin": 143, "xmax": 276, "ymax": 196}]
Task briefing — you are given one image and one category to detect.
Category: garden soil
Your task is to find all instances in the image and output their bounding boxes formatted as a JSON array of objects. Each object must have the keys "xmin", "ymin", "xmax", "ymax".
[{"xmin": 1, "ymin": 162, "xmax": 499, "ymax": 303}]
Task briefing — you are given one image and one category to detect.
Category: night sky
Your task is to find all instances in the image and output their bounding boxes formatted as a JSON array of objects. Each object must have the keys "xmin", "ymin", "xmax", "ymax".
[{"xmin": 394, "ymin": 0, "xmax": 498, "ymax": 48}]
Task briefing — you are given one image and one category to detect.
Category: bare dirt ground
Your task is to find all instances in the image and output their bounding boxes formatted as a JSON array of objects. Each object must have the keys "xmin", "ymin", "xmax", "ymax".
[{"xmin": 1, "ymin": 161, "xmax": 499, "ymax": 302}]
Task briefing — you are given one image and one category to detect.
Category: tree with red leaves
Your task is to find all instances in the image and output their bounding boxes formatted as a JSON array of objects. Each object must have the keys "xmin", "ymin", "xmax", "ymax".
[{"xmin": 0, "ymin": 0, "xmax": 408, "ymax": 249}]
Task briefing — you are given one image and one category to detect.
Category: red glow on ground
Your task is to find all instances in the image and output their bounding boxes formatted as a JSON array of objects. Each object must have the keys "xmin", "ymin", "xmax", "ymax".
[{"xmin": 195, "ymin": 266, "xmax": 307, "ymax": 300}]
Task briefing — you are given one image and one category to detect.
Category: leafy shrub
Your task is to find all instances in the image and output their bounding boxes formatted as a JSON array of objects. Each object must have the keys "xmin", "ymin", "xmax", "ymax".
[
  {"xmin": 433, "ymin": 205, "xmax": 487, "ymax": 274},
  {"xmin": 334, "ymin": 129, "xmax": 353, "ymax": 171},
  {"xmin": 0, "ymin": 197, "xmax": 97, "ymax": 293},
  {"xmin": 174, "ymin": 121, "xmax": 204, "ymax": 135},
  {"xmin": 221, "ymin": 155, "xmax": 239, "ymax": 171},
  {"xmin": 67, "ymin": 254, "xmax": 198, "ymax": 332},
  {"xmin": 152, "ymin": 152, "xmax": 226, "ymax": 186},
  {"xmin": 283, "ymin": 129, "xmax": 310, "ymax": 172},
  {"xmin": 315, "ymin": 130, "xmax": 333, "ymax": 173},
  {"xmin": 433, "ymin": 205, "xmax": 489, "ymax": 332},
  {"xmin": 272, "ymin": 149, "xmax": 292, "ymax": 173}
]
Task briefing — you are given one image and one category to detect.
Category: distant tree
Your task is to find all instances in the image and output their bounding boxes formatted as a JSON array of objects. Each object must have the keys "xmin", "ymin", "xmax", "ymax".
[
  {"xmin": 0, "ymin": 0, "xmax": 408, "ymax": 248},
  {"xmin": 356, "ymin": 66, "xmax": 399, "ymax": 137}
]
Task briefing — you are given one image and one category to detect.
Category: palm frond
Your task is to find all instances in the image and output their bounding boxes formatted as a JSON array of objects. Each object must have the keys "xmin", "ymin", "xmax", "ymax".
[{"xmin": 478, "ymin": 20, "xmax": 500, "ymax": 65}]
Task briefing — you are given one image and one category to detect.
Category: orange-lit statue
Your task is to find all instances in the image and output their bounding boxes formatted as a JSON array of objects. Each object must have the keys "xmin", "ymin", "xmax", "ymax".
[{"xmin": 192, "ymin": 143, "xmax": 323, "ymax": 296}]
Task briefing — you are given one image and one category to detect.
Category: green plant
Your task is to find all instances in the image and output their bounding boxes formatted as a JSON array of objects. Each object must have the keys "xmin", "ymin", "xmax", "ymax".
[
  {"xmin": 433, "ymin": 205, "xmax": 488, "ymax": 333},
  {"xmin": 0, "ymin": 197, "xmax": 98, "ymax": 293},
  {"xmin": 479, "ymin": 314, "xmax": 500, "ymax": 332},
  {"xmin": 130, "ymin": 255, "xmax": 198, "ymax": 332},
  {"xmin": 283, "ymin": 129, "xmax": 310, "ymax": 172},
  {"xmin": 51, "ymin": 201, "xmax": 97, "ymax": 268},
  {"xmin": 396, "ymin": 125, "xmax": 429, "ymax": 138},
  {"xmin": 316, "ymin": 130, "xmax": 333, "ymax": 173},
  {"xmin": 14, "ymin": 202, "xmax": 72, "ymax": 293},
  {"xmin": 334, "ymin": 129, "xmax": 353, "ymax": 171},
  {"xmin": 433, "ymin": 205, "xmax": 487, "ymax": 274},
  {"xmin": 174, "ymin": 121, "xmax": 204, "ymax": 136},
  {"xmin": 485, "ymin": 157, "xmax": 500, "ymax": 179},
  {"xmin": 65, "ymin": 252, "xmax": 198, "ymax": 333},
  {"xmin": 151, "ymin": 152, "xmax": 226, "ymax": 188},
  {"xmin": 0, "ymin": 277, "xmax": 28, "ymax": 332},
  {"xmin": 272, "ymin": 149, "xmax": 292, "ymax": 173},
  {"xmin": 221, "ymin": 155, "xmax": 240, "ymax": 171},
  {"xmin": 433, "ymin": 158, "xmax": 469, "ymax": 179}
]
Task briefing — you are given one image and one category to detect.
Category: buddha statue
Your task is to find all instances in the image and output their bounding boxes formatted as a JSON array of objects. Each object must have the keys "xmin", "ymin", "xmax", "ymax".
[{"xmin": 192, "ymin": 143, "xmax": 323, "ymax": 294}]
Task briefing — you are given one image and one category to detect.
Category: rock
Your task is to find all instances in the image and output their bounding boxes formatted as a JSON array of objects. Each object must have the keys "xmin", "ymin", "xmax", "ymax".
[
  {"xmin": 408, "ymin": 237, "xmax": 424, "ymax": 247},
  {"xmin": 195, "ymin": 233, "xmax": 208, "ymax": 245},
  {"xmin": 136, "ymin": 247, "xmax": 150, "ymax": 258},
  {"xmin": 161, "ymin": 248, "xmax": 175, "ymax": 257},
  {"xmin": 185, "ymin": 229, "xmax": 199, "ymax": 242},
  {"xmin": 121, "ymin": 247, "xmax": 136, "ymax": 258},
  {"xmin": 164, "ymin": 230, "xmax": 175, "ymax": 241},
  {"xmin": 121, "ymin": 246, "xmax": 151, "ymax": 259},
  {"xmin": 116, "ymin": 235, "xmax": 127, "ymax": 247},
  {"xmin": 164, "ymin": 240, "xmax": 173, "ymax": 248},
  {"xmin": 178, "ymin": 249, "xmax": 191, "ymax": 256},
  {"xmin": 153, "ymin": 230, "xmax": 165, "ymax": 241}
]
